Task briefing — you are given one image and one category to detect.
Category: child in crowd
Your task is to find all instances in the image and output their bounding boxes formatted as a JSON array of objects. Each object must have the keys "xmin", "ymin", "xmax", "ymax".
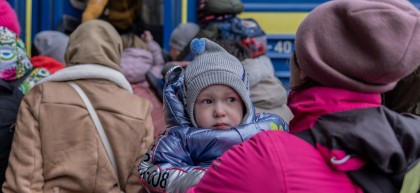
[
  {"xmin": 144, "ymin": 23, "xmax": 199, "ymax": 101},
  {"xmin": 120, "ymin": 30, "xmax": 167, "ymax": 134},
  {"xmin": 214, "ymin": 39, "xmax": 293, "ymax": 123},
  {"xmin": 2, "ymin": 20, "xmax": 154, "ymax": 192},
  {"xmin": 138, "ymin": 38, "xmax": 288, "ymax": 193},
  {"xmin": 168, "ymin": 22, "xmax": 200, "ymax": 63},
  {"xmin": 121, "ymin": 30, "xmax": 165, "ymax": 84},
  {"xmin": 187, "ymin": 0, "xmax": 420, "ymax": 192},
  {"xmin": 33, "ymin": 30, "xmax": 69, "ymax": 65},
  {"xmin": 243, "ymin": 55, "xmax": 293, "ymax": 123}
]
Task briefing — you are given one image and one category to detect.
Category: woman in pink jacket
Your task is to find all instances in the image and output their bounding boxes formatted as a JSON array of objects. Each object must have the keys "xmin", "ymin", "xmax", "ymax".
[{"xmin": 187, "ymin": 0, "xmax": 420, "ymax": 192}]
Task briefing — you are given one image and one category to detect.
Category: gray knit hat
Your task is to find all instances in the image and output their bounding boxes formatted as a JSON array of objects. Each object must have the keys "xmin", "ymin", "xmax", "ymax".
[
  {"xmin": 295, "ymin": 0, "xmax": 420, "ymax": 93},
  {"xmin": 170, "ymin": 23, "xmax": 200, "ymax": 50},
  {"xmin": 185, "ymin": 38, "xmax": 252, "ymax": 127},
  {"xmin": 34, "ymin": 31, "xmax": 69, "ymax": 64}
]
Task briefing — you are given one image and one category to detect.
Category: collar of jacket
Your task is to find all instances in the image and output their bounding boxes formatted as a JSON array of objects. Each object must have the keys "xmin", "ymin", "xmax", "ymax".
[
  {"xmin": 37, "ymin": 64, "xmax": 133, "ymax": 93},
  {"xmin": 287, "ymin": 86, "xmax": 381, "ymax": 133}
]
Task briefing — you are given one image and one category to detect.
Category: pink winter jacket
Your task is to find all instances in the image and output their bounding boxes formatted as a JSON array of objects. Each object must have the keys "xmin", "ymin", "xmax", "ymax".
[
  {"xmin": 188, "ymin": 131, "xmax": 362, "ymax": 193},
  {"xmin": 188, "ymin": 87, "xmax": 368, "ymax": 193}
]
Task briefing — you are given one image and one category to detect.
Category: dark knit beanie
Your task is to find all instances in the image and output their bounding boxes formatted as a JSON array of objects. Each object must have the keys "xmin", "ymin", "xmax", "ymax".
[
  {"xmin": 295, "ymin": 0, "xmax": 420, "ymax": 93},
  {"xmin": 185, "ymin": 38, "xmax": 252, "ymax": 127}
]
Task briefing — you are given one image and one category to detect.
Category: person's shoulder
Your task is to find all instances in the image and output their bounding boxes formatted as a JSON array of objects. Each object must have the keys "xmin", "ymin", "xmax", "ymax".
[{"xmin": 124, "ymin": 92, "xmax": 154, "ymax": 111}]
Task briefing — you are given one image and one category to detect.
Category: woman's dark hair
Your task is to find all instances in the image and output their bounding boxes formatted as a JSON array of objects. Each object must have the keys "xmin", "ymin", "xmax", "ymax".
[
  {"xmin": 290, "ymin": 52, "xmax": 320, "ymax": 91},
  {"xmin": 31, "ymin": 44, "xmax": 39, "ymax": 57}
]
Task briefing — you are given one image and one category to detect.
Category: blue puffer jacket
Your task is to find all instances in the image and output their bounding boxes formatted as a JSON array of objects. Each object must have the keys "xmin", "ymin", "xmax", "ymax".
[{"xmin": 138, "ymin": 66, "xmax": 288, "ymax": 193}]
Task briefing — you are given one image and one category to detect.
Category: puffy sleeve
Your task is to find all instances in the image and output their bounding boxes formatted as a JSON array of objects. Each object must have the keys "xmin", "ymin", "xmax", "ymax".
[
  {"xmin": 138, "ymin": 127, "xmax": 207, "ymax": 193},
  {"xmin": 2, "ymin": 85, "xmax": 45, "ymax": 193}
]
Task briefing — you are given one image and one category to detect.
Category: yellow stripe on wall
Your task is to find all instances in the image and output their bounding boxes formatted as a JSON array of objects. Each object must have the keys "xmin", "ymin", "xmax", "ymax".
[
  {"xmin": 239, "ymin": 12, "xmax": 308, "ymax": 34},
  {"xmin": 25, "ymin": 0, "xmax": 32, "ymax": 57},
  {"xmin": 182, "ymin": 0, "xmax": 187, "ymax": 23}
]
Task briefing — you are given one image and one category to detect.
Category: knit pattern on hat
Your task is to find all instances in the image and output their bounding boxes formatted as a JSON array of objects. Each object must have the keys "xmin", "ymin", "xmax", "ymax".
[
  {"xmin": 0, "ymin": 27, "xmax": 32, "ymax": 80},
  {"xmin": 0, "ymin": 1, "xmax": 20, "ymax": 35},
  {"xmin": 295, "ymin": 0, "xmax": 420, "ymax": 93},
  {"xmin": 185, "ymin": 38, "xmax": 253, "ymax": 127},
  {"xmin": 170, "ymin": 23, "xmax": 200, "ymax": 50}
]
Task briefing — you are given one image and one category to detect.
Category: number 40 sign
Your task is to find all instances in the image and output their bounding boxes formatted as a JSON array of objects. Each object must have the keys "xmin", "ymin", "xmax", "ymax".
[{"xmin": 272, "ymin": 40, "xmax": 293, "ymax": 54}]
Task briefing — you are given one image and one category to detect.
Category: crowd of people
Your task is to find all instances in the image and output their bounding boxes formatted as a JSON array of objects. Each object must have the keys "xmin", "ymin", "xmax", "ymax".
[{"xmin": 1, "ymin": 0, "xmax": 420, "ymax": 192}]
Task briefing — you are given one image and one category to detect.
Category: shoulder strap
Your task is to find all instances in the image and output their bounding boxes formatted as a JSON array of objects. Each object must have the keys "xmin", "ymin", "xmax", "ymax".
[{"xmin": 68, "ymin": 82, "xmax": 123, "ymax": 192}]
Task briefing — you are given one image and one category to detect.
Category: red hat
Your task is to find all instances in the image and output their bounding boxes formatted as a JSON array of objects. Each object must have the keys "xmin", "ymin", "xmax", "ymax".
[
  {"xmin": 0, "ymin": 0, "xmax": 20, "ymax": 35},
  {"xmin": 31, "ymin": 56, "xmax": 65, "ymax": 74}
]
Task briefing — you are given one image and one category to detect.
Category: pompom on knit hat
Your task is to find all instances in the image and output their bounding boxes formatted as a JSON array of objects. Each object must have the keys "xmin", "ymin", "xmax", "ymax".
[
  {"xmin": 185, "ymin": 38, "xmax": 252, "ymax": 127},
  {"xmin": 0, "ymin": 0, "xmax": 20, "ymax": 35},
  {"xmin": 170, "ymin": 22, "xmax": 200, "ymax": 50},
  {"xmin": 294, "ymin": 0, "xmax": 420, "ymax": 93}
]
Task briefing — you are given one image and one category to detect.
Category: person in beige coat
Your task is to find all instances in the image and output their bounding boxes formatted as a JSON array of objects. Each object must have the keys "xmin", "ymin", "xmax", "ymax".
[{"xmin": 2, "ymin": 20, "xmax": 154, "ymax": 193}]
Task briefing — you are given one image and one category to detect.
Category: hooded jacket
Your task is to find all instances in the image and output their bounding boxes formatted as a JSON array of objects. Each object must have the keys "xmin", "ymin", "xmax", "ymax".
[
  {"xmin": 2, "ymin": 20, "xmax": 154, "ymax": 193},
  {"xmin": 290, "ymin": 87, "xmax": 420, "ymax": 192},
  {"xmin": 121, "ymin": 38, "xmax": 165, "ymax": 84},
  {"xmin": 187, "ymin": 87, "xmax": 420, "ymax": 193},
  {"xmin": 242, "ymin": 55, "xmax": 293, "ymax": 123},
  {"xmin": 0, "ymin": 26, "xmax": 64, "ymax": 191},
  {"xmin": 138, "ymin": 66, "xmax": 288, "ymax": 193}
]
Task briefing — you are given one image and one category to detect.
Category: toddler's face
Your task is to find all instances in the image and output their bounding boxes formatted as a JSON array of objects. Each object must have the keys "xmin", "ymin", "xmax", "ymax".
[{"xmin": 194, "ymin": 85, "xmax": 244, "ymax": 129}]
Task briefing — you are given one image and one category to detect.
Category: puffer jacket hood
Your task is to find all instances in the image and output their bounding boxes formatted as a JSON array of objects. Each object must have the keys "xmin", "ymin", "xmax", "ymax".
[
  {"xmin": 65, "ymin": 20, "xmax": 122, "ymax": 72},
  {"xmin": 139, "ymin": 65, "xmax": 289, "ymax": 193}
]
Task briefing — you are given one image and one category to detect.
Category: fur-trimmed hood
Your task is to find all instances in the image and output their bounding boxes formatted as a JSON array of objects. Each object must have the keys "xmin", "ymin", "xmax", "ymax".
[{"xmin": 38, "ymin": 64, "xmax": 132, "ymax": 93}]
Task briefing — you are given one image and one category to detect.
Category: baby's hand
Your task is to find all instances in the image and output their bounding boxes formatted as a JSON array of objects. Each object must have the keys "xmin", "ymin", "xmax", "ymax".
[{"xmin": 141, "ymin": 31, "xmax": 153, "ymax": 43}]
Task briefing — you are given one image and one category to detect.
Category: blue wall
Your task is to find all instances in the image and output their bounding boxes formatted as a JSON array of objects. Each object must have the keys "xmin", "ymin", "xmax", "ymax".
[{"xmin": 7, "ymin": 0, "xmax": 82, "ymax": 43}]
